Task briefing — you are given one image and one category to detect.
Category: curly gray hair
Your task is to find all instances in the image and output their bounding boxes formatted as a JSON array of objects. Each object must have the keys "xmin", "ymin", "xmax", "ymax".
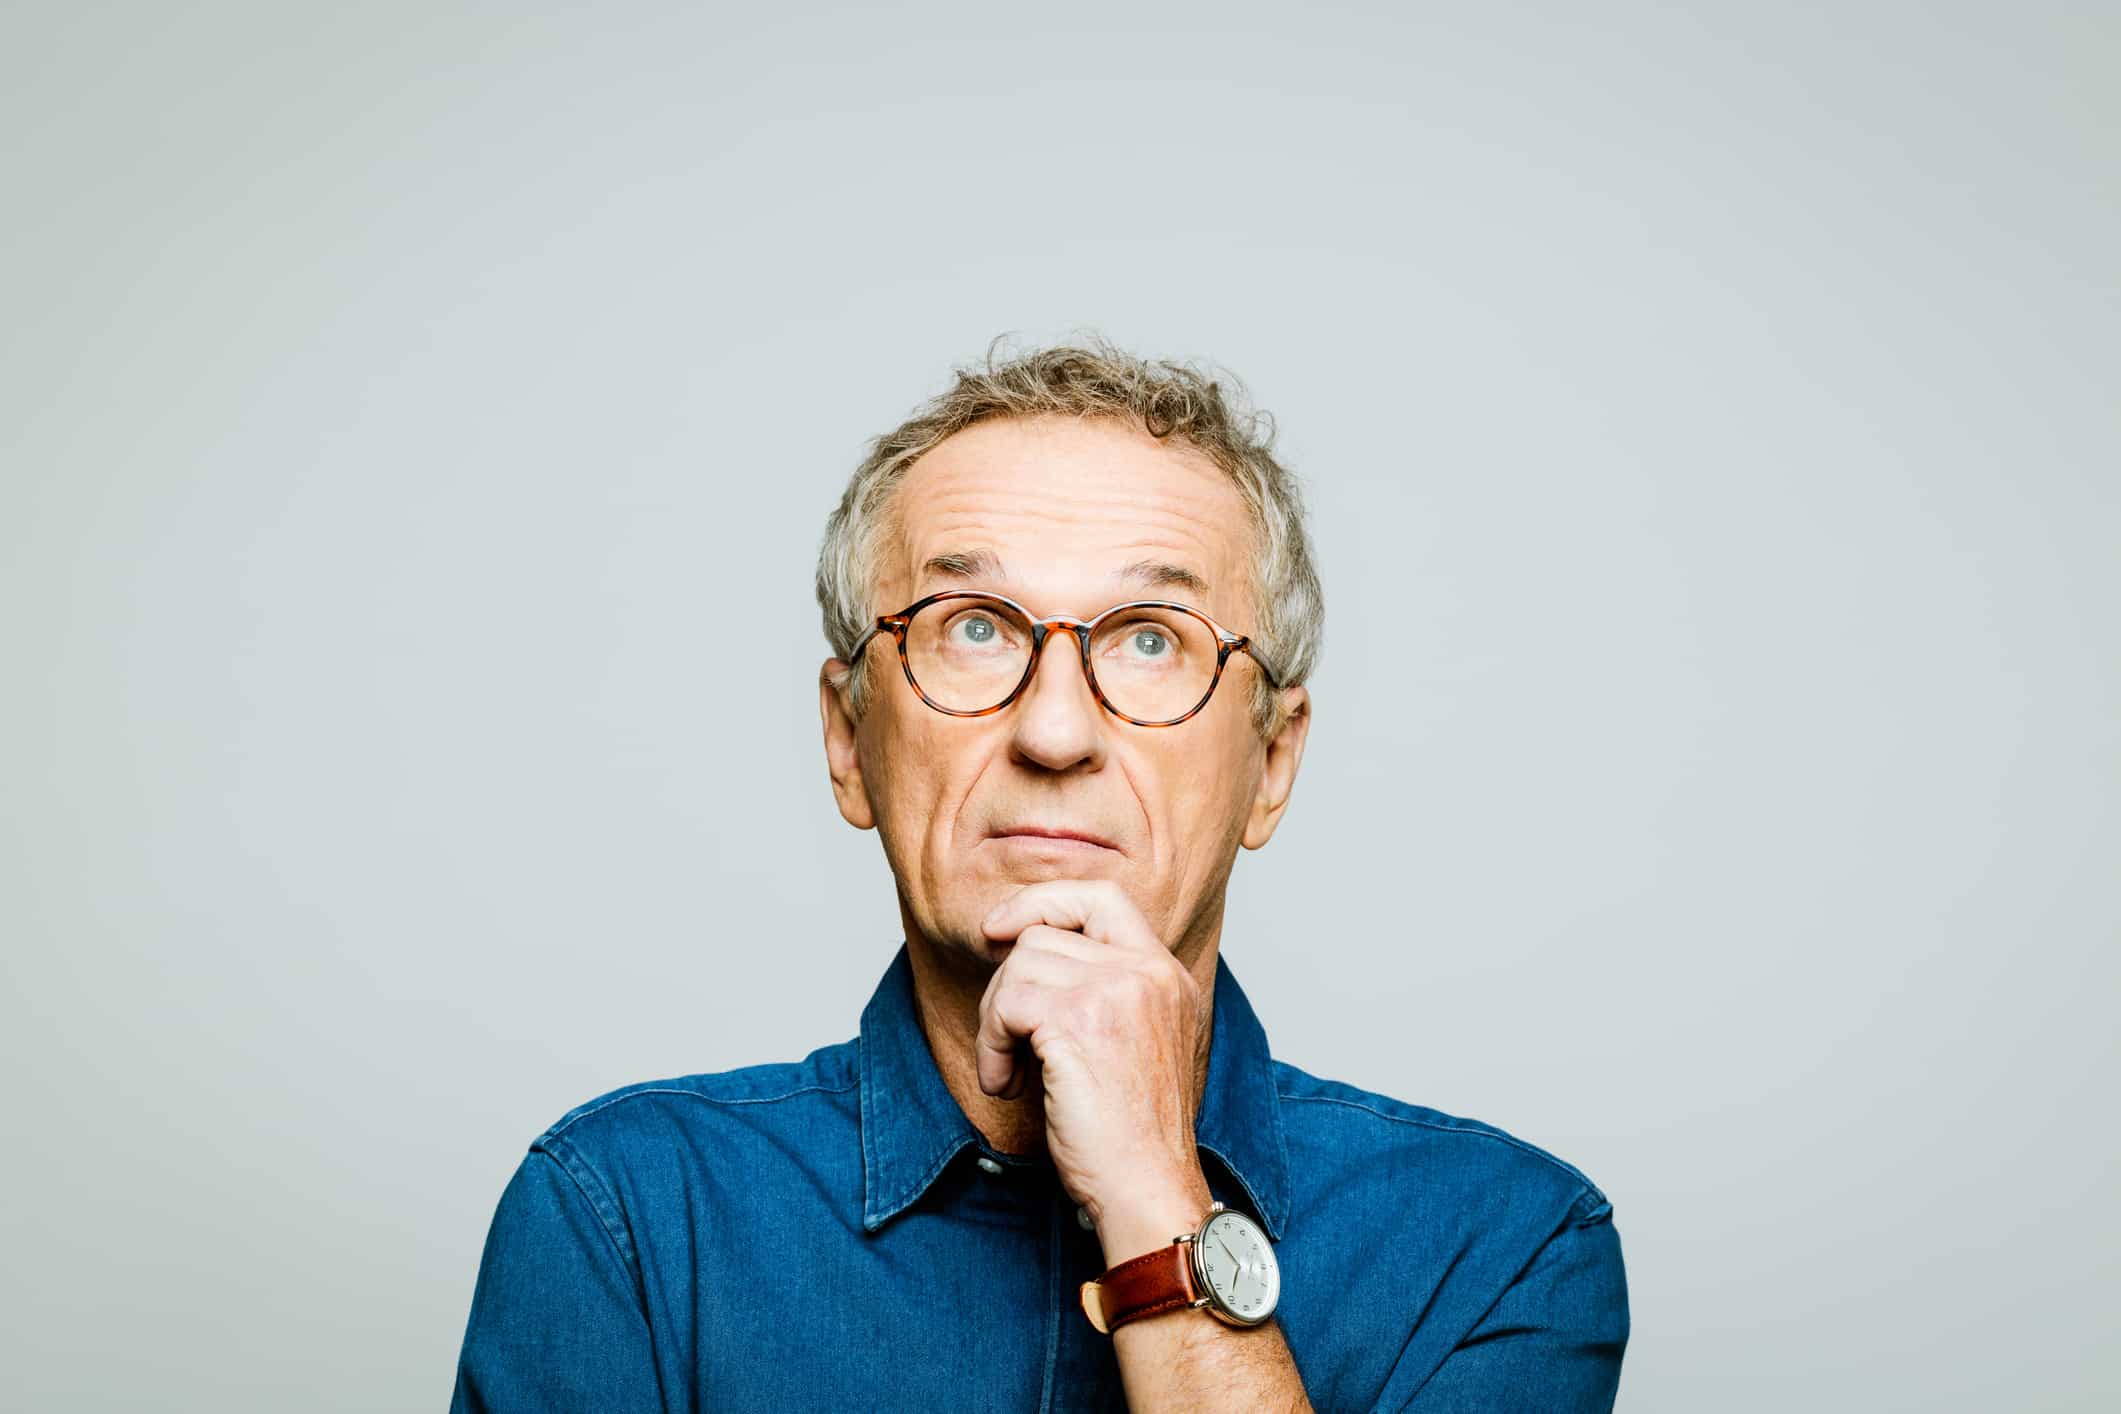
[{"xmin": 815, "ymin": 336, "xmax": 1324, "ymax": 736}]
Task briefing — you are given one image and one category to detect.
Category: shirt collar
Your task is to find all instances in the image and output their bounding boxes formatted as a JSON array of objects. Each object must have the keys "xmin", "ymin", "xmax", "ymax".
[{"xmin": 857, "ymin": 941, "xmax": 1291, "ymax": 1241}]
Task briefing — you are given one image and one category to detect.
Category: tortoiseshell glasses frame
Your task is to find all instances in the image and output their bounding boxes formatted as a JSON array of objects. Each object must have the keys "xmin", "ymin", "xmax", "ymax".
[{"xmin": 846, "ymin": 590, "xmax": 1281, "ymax": 728}]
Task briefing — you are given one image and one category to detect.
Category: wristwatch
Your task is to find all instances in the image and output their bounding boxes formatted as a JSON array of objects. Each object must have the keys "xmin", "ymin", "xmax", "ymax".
[{"xmin": 1079, "ymin": 1201, "xmax": 1281, "ymax": 1334}]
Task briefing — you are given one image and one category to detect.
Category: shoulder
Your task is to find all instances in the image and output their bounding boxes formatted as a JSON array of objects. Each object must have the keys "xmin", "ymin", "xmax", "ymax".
[
  {"xmin": 529, "ymin": 1038, "xmax": 862, "ymax": 1179},
  {"xmin": 1271, "ymin": 1059, "xmax": 1612, "ymax": 1228}
]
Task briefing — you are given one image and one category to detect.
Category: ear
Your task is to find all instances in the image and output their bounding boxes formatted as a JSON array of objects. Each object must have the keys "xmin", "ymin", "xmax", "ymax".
[
  {"xmin": 819, "ymin": 658, "xmax": 876, "ymax": 831},
  {"xmin": 1242, "ymin": 685, "xmax": 1310, "ymax": 850}
]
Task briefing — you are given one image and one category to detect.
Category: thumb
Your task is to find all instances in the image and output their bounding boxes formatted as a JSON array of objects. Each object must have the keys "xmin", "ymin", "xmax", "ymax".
[{"xmin": 975, "ymin": 988, "xmax": 1024, "ymax": 1098}]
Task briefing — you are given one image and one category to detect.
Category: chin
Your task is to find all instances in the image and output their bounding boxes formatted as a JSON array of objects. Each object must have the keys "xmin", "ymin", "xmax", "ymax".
[{"xmin": 999, "ymin": 854, "xmax": 1123, "ymax": 883}]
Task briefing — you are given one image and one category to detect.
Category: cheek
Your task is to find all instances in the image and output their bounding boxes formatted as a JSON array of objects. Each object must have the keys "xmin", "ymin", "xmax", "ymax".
[
  {"xmin": 863, "ymin": 703, "xmax": 980, "ymax": 845},
  {"xmin": 1143, "ymin": 735, "xmax": 1255, "ymax": 846}
]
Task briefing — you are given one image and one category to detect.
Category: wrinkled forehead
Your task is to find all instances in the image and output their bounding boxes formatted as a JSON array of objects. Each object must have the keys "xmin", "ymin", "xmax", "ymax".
[{"xmin": 875, "ymin": 416, "xmax": 1257, "ymax": 624}]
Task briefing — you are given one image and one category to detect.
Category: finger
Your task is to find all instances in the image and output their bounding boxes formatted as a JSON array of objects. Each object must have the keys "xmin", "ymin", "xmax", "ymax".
[
  {"xmin": 992, "ymin": 922, "xmax": 1107, "ymax": 967},
  {"xmin": 974, "ymin": 962, "xmax": 1050, "ymax": 1099},
  {"xmin": 975, "ymin": 928, "xmax": 1101, "ymax": 1098},
  {"xmin": 981, "ymin": 879, "xmax": 1161, "ymax": 954}
]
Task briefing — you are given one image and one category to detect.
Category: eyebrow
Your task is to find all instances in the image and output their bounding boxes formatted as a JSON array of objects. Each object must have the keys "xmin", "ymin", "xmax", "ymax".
[{"xmin": 919, "ymin": 550, "xmax": 1210, "ymax": 597}]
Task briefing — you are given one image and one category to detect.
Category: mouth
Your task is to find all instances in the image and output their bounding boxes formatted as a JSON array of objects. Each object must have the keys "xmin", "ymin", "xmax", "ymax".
[{"xmin": 985, "ymin": 825, "xmax": 1121, "ymax": 852}]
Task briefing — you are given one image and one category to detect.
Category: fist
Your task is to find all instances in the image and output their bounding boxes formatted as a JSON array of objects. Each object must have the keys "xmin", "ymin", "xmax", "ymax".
[{"xmin": 975, "ymin": 879, "xmax": 1212, "ymax": 1235}]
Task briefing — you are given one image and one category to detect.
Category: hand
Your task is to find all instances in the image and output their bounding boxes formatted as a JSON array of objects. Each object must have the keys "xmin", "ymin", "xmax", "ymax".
[{"xmin": 976, "ymin": 879, "xmax": 1215, "ymax": 1259}]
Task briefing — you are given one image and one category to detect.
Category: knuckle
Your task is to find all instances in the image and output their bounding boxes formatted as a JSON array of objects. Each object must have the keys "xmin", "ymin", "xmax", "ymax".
[{"xmin": 1084, "ymin": 973, "xmax": 1146, "ymax": 1031}]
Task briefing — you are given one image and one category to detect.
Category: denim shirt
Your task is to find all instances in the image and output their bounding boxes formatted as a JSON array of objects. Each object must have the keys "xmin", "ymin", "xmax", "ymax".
[{"xmin": 451, "ymin": 944, "xmax": 1628, "ymax": 1411}]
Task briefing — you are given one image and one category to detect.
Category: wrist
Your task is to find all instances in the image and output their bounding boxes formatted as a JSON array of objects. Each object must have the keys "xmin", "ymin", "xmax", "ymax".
[{"xmin": 1091, "ymin": 1171, "xmax": 1215, "ymax": 1268}]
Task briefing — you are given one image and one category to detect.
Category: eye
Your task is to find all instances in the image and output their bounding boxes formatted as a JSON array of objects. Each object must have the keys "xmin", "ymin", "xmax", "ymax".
[
  {"xmin": 941, "ymin": 610, "xmax": 1024, "ymax": 650},
  {"xmin": 1118, "ymin": 626, "xmax": 1171, "ymax": 658}
]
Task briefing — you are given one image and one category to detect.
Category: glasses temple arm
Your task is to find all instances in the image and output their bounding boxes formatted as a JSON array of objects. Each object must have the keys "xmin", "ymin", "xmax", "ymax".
[
  {"xmin": 1236, "ymin": 637, "xmax": 1282, "ymax": 689},
  {"xmin": 843, "ymin": 619, "xmax": 892, "ymax": 669}
]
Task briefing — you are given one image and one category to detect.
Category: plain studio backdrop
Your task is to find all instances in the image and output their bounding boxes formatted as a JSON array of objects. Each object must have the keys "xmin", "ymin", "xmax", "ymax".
[{"xmin": 2, "ymin": 3, "xmax": 2114, "ymax": 1410}]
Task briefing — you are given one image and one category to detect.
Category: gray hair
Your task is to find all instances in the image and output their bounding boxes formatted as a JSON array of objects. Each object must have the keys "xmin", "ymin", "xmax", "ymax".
[{"xmin": 815, "ymin": 335, "xmax": 1324, "ymax": 736}]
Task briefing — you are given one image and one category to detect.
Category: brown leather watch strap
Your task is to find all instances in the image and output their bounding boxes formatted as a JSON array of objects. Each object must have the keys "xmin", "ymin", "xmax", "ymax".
[{"xmin": 1080, "ymin": 1240, "xmax": 1198, "ymax": 1334}]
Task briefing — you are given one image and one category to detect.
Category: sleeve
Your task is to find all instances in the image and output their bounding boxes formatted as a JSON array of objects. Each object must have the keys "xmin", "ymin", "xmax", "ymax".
[
  {"xmin": 1395, "ymin": 1194, "xmax": 1631, "ymax": 1412},
  {"xmin": 449, "ymin": 1147, "xmax": 665, "ymax": 1414}
]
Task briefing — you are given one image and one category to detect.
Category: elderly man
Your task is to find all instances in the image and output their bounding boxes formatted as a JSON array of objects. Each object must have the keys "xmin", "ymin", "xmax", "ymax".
[{"xmin": 451, "ymin": 341, "xmax": 1629, "ymax": 1411}]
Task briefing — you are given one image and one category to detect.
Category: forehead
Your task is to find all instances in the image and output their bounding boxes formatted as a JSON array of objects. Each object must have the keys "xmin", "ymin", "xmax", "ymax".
[{"xmin": 879, "ymin": 415, "xmax": 1254, "ymax": 618}]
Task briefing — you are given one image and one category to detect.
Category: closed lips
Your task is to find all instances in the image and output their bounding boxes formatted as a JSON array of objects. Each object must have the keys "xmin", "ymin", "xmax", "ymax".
[{"xmin": 990, "ymin": 826, "xmax": 1117, "ymax": 849}]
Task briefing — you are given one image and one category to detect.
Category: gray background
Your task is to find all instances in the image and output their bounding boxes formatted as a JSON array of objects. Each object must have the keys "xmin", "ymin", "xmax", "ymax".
[{"xmin": 3, "ymin": 3, "xmax": 2114, "ymax": 1410}]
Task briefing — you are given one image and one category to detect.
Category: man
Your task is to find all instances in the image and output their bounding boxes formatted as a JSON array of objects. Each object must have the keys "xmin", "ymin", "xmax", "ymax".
[{"xmin": 451, "ymin": 340, "xmax": 1630, "ymax": 1411}]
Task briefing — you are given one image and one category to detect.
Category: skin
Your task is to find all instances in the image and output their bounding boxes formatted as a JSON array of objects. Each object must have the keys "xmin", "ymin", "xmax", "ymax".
[{"xmin": 819, "ymin": 413, "xmax": 1315, "ymax": 1410}]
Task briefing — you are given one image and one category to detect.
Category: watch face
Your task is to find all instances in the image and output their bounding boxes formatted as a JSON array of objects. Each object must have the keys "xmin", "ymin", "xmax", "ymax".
[{"xmin": 1195, "ymin": 1209, "xmax": 1279, "ymax": 1324}]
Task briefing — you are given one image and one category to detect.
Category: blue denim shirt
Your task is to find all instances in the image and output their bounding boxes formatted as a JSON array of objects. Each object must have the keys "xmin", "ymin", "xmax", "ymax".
[{"xmin": 452, "ymin": 944, "xmax": 1628, "ymax": 1411}]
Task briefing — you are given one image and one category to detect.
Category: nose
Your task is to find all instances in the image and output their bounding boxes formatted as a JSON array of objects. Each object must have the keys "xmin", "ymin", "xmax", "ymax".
[{"xmin": 1007, "ymin": 625, "xmax": 1106, "ymax": 773}]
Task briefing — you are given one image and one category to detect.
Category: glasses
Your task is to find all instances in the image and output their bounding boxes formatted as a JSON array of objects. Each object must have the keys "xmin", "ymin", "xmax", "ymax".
[{"xmin": 848, "ymin": 591, "xmax": 1280, "ymax": 727}]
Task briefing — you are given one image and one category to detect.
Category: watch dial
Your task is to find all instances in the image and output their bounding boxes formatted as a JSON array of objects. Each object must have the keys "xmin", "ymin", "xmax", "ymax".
[{"xmin": 1197, "ymin": 1210, "xmax": 1279, "ymax": 1321}]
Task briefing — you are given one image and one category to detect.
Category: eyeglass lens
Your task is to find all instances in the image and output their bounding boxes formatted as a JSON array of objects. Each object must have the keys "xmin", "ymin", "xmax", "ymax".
[{"xmin": 903, "ymin": 599, "xmax": 1220, "ymax": 720}]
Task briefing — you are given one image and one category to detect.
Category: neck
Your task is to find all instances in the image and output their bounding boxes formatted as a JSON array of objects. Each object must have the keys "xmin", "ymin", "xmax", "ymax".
[{"xmin": 900, "ymin": 914, "xmax": 1222, "ymax": 1159}]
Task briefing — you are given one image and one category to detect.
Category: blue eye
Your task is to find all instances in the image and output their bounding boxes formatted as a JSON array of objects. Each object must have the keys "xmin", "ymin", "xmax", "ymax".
[{"xmin": 1131, "ymin": 629, "xmax": 1169, "ymax": 656}]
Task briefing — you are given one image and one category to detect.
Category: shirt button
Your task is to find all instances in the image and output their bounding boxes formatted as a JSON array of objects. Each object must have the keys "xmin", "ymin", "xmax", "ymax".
[
  {"xmin": 1077, "ymin": 1205, "xmax": 1096, "ymax": 1230},
  {"xmin": 975, "ymin": 1155, "xmax": 1004, "ymax": 1175}
]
